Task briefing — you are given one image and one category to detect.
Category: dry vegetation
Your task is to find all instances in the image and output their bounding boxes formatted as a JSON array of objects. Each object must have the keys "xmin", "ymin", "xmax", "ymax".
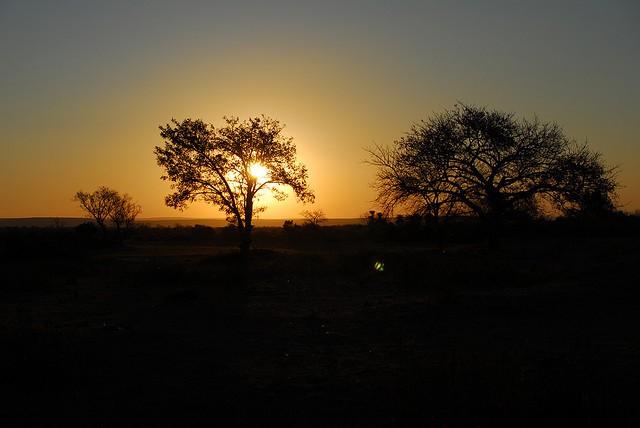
[{"xmin": 1, "ymin": 219, "xmax": 640, "ymax": 426}]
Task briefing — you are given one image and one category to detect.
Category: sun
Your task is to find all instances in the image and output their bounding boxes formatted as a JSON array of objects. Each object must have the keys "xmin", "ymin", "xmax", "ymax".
[{"xmin": 249, "ymin": 162, "xmax": 269, "ymax": 181}]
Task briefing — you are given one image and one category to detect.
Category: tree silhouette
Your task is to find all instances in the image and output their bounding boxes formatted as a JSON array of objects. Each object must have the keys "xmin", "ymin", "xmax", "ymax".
[
  {"xmin": 300, "ymin": 209, "xmax": 327, "ymax": 226},
  {"xmin": 155, "ymin": 115, "xmax": 314, "ymax": 259},
  {"xmin": 74, "ymin": 186, "xmax": 118, "ymax": 240},
  {"xmin": 110, "ymin": 193, "xmax": 142, "ymax": 242},
  {"xmin": 74, "ymin": 187, "xmax": 142, "ymax": 242},
  {"xmin": 367, "ymin": 103, "xmax": 619, "ymax": 249},
  {"xmin": 551, "ymin": 142, "xmax": 619, "ymax": 217},
  {"xmin": 365, "ymin": 142, "xmax": 466, "ymax": 251}
]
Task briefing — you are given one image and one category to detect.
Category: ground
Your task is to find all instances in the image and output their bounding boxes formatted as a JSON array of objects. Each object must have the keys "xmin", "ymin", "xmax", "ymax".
[{"xmin": 1, "ymin": 230, "xmax": 639, "ymax": 426}]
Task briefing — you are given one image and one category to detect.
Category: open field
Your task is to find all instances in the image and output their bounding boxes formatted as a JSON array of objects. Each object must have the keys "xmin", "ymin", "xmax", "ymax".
[
  {"xmin": 0, "ymin": 217, "xmax": 361, "ymax": 228},
  {"xmin": 2, "ymin": 222, "xmax": 640, "ymax": 426}
]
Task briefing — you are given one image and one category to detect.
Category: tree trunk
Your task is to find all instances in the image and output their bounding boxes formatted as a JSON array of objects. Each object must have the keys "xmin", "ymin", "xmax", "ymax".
[
  {"xmin": 113, "ymin": 223, "xmax": 122, "ymax": 243},
  {"xmin": 487, "ymin": 211, "xmax": 501, "ymax": 251},
  {"xmin": 435, "ymin": 219, "xmax": 445, "ymax": 252},
  {"xmin": 240, "ymin": 227, "xmax": 251, "ymax": 262},
  {"xmin": 98, "ymin": 220, "xmax": 108, "ymax": 241},
  {"xmin": 239, "ymin": 199, "xmax": 254, "ymax": 263}
]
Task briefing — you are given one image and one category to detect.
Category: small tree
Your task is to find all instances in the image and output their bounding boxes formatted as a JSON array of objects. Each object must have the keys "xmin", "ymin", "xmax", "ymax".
[
  {"xmin": 110, "ymin": 193, "xmax": 142, "ymax": 242},
  {"xmin": 300, "ymin": 209, "xmax": 327, "ymax": 226},
  {"xmin": 155, "ymin": 115, "xmax": 314, "ymax": 260},
  {"xmin": 74, "ymin": 186, "xmax": 118, "ymax": 240}
]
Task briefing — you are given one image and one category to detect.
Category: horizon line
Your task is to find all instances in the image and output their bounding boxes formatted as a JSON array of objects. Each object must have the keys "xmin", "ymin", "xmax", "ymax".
[{"xmin": 0, "ymin": 216, "xmax": 364, "ymax": 221}]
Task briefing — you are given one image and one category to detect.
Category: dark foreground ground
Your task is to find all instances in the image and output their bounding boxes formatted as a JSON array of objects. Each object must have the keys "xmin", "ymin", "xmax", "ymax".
[{"xmin": 1, "ymin": 228, "xmax": 640, "ymax": 426}]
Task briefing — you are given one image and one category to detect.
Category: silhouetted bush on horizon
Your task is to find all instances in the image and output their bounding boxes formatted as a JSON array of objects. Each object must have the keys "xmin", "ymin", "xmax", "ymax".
[{"xmin": 1, "ymin": 213, "xmax": 639, "ymax": 261}]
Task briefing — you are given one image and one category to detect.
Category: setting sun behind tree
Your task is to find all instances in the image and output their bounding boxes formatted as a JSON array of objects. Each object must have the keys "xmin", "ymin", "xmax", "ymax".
[
  {"xmin": 249, "ymin": 162, "xmax": 269, "ymax": 181},
  {"xmin": 155, "ymin": 115, "xmax": 314, "ymax": 260}
]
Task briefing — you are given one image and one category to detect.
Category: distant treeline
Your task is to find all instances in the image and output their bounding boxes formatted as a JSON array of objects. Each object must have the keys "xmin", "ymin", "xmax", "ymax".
[
  {"xmin": 0, "ymin": 217, "xmax": 361, "ymax": 229},
  {"xmin": 2, "ymin": 213, "xmax": 639, "ymax": 259}
]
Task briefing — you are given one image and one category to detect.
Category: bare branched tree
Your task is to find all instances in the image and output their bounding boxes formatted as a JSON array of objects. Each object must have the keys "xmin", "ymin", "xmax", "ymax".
[
  {"xmin": 110, "ymin": 193, "xmax": 142, "ymax": 242},
  {"xmin": 366, "ymin": 103, "xmax": 619, "ymax": 250},
  {"xmin": 74, "ymin": 186, "xmax": 119, "ymax": 240},
  {"xmin": 74, "ymin": 187, "xmax": 142, "ymax": 242},
  {"xmin": 550, "ymin": 142, "xmax": 619, "ymax": 216},
  {"xmin": 300, "ymin": 209, "xmax": 327, "ymax": 226},
  {"xmin": 365, "ymin": 139, "xmax": 466, "ymax": 250}
]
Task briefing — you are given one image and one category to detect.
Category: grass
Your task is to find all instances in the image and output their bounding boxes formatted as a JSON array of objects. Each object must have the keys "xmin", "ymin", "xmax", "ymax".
[{"xmin": 1, "ymin": 225, "xmax": 640, "ymax": 426}]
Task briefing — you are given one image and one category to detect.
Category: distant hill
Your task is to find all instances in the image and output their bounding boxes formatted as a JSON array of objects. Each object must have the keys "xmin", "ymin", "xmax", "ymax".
[{"xmin": 0, "ymin": 217, "xmax": 362, "ymax": 228}]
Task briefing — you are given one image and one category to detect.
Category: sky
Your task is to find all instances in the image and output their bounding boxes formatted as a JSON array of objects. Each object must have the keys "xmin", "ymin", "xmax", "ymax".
[{"xmin": 1, "ymin": 0, "xmax": 639, "ymax": 219}]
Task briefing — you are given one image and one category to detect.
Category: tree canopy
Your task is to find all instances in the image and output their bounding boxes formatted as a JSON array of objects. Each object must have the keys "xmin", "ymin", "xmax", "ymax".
[
  {"xmin": 155, "ymin": 115, "xmax": 314, "ymax": 258},
  {"xmin": 366, "ymin": 103, "xmax": 619, "ymax": 249},
  {"xmin": 300, "ymin": 209, "xmax": 327, "ymax": 226},
  {"xmin": 74, "ymin": 186, "xmax": 117, "ymax": 239},
  {"xmin": 74, "ymin": 186, "xmax": 142, "ymax": 241}
]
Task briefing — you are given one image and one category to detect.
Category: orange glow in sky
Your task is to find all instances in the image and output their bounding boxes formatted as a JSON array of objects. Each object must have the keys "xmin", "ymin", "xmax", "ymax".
[{"xmin": 1, "ymin": 2, "xmax": 639, "ymax": 219}]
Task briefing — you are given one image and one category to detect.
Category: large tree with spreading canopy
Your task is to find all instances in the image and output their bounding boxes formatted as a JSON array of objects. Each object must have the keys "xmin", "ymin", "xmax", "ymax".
[
  {"xmin": 367, "ymin": 103, "xmax": 618, "ymax": 249},
  {"xmin": 155, "ymin": 115, "xmax": 314, "ymax": 259}
]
